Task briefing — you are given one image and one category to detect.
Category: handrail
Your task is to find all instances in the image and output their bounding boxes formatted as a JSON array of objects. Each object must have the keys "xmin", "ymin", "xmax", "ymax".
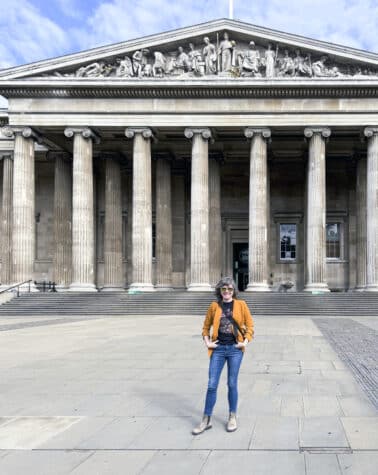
[{"xmin": 0, "ymin": 280, "xmax": 33, "ymax": 297}]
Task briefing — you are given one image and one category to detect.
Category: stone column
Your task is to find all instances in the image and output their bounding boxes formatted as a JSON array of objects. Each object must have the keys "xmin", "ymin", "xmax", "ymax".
[
  {"xmin": 125, "ymin": 127, "xmax": 155, "ymax": 291},
  {"xmin": 364, "ymin": 127, "xmax": 378, "ymax": 291},
  {"xmin": 244, "ymin": 128, "xmax": 271, "ymax": 291},
  {"xmin": 304, "ymin": 127, "xmax": 331, "ymax": 292},
  {"xmin": 2, "ymin": 127, "xmax": 40, "ymax": 291},
  {"xmin": 184, "ymin": 128, "xmax": 212, "ymax": 291},
  {"xmin": 52, "ymin": 151, "xmax": 72, "ymax": 290},
  {"xmin": 103, "ymin": 153, "xmax": 124, "ymax": 291},
  {"xmin": 355, "ymin": 155, "xmax": 367, "ymax": 290},
  {"xmin": 209, "ymin": 152, "xmax": 223, "ymax": 287},
  {"xmin": 0, "ymin": 153, "xmax": 13, "ymax": 287},
  {"xmin": 155, "ymin": 153, "xmax": 173, "ymax": 290},
  {"xmin": 64, "ymin": 127, "xmax": 99, "ymax": 291}
]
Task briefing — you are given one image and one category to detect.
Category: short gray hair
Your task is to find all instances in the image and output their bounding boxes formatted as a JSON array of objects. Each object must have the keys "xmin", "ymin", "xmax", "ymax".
[{"xmin": 215, "ymin": 276, "xmax": 238, "ymax": 303}]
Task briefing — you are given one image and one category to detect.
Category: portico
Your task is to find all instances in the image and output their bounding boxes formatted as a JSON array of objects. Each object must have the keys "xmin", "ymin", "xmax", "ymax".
[{"xmin": 0, "ymin": 19, "xmax": 377, "ymax": 292}]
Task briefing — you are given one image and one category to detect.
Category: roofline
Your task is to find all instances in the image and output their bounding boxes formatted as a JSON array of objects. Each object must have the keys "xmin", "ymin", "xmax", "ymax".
[{"xmin": 0, "ymin": 18, "xmax": 377, "ymax": 80}]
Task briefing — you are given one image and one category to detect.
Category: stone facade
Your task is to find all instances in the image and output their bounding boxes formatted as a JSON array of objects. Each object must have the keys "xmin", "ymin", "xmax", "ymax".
[{"xmin": 0, "ymin": 19, "xmax": 377, "ymax": 292}]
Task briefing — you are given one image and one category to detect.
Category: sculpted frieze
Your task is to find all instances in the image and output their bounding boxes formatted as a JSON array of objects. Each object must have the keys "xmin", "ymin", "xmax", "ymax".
[{"xmin": 49, "ymin": 31, "xmax": 378, "ymax": 80}]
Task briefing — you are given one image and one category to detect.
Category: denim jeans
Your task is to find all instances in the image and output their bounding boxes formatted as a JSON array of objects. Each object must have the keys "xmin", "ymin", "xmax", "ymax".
[{"xmin": 204, "ymin": 344, "xmax": 243, "ymax": 416}]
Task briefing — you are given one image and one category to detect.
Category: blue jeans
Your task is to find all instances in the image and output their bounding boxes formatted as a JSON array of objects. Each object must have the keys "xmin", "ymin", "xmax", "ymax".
[{"xmin": 204, "ymin": 344, "xmax": 243, "ymax": 416}]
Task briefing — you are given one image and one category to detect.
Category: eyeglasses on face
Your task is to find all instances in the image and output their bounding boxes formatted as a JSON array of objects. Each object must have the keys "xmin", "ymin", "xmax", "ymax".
[{"xmin": 220, "ymin": 287, "xmax": 234, "ymax": 292}]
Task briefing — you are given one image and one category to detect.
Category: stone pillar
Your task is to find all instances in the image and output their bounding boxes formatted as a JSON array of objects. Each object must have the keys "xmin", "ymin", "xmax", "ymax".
[
  {"xmin": 2, "ymin": 127, "xmax": 40, "ymax": 291},
  {"xmin": 209, "ymin": 153, "xmax": 222, "ymax": 286},
  {"xmin": 364, "ymin": 127, "xmax": 378, "ymax": 291},
  {"xmin": 0, "ymin": 153, "xmax": 13, "ymax": 287},
  {"xmin": 184, "ymin": 128, "xmax": 212, "ymax": 291},
  {"xmin": 52, "ymin": 151, "xmax": 72, "ymax": 290},
  {"xmin": 125, "ymin": 127, "xmax": 155, "ymax": 291},
  {"xmin": 103, "ymin": 153, "xmax": 124, "ymax": 291},
  {"xmin": 355, "ymin": 155, "xmax": 367, "ymax": 291},
  {"xmin": 244, "ymin": 128, "xmax": 271, "ymax": 292},
  {"xmin": 304, "ymin": 127, "xmax": 331, "ymax": 292},
  {"xmin": 155, "ymin": 153, "xmax": 173, "ymax": 290},
  {"xmin": 64, "ymin": 127, "xmax": 99, "ymax": 291}
]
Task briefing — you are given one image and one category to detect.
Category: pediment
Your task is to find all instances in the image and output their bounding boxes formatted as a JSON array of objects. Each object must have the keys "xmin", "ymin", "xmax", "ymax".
[{"xmin": 1, "ymin": 18, "xmax": 378, "ymax": 82}]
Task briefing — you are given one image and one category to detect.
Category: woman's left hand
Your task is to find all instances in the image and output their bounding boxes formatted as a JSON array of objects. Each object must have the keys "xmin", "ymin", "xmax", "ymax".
[{"xmin": 235, "ymin": 341, "xmax": 248, "ymax": 349}]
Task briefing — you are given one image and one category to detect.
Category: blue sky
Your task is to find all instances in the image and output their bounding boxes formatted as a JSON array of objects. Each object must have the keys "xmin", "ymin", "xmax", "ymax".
[{"xmin": 0, "ymin": 0, "xmax": 377, "ymax": 70}]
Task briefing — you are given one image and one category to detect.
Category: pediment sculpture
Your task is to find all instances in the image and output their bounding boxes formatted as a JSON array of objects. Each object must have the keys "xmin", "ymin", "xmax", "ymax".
[{"xmin": 50, "ymin": 32, "xmax": 378, "ymax": 80}]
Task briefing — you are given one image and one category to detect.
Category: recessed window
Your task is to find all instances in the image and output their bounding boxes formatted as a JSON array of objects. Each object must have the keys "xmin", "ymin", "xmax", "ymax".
[
  {"xmin": 326, "ymin": 223, "xmax": 341, "ymax": 258},
  {"xmin": 280, "ymin": 224, "xmax": 297, "ymax": 260}
]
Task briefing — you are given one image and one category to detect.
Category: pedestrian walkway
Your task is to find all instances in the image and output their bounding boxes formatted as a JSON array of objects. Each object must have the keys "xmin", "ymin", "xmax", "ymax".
[{"xmin": 0, "ymin": 312, "xmax": 377, "ymax": 474}]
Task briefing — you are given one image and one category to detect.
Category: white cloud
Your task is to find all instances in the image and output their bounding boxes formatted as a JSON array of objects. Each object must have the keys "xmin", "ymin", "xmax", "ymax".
[{"xmin": 0, "ymin": 0, "xmax": 71, "ymax": 67}]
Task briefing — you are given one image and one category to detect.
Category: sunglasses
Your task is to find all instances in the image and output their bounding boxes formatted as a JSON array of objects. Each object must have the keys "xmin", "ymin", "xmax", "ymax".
[{"xmin": 220, "ymin": 287, "xmax": 234, "ymax": 292}]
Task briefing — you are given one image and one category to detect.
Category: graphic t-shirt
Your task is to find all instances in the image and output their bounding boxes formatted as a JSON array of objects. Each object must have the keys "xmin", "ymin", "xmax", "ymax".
[{"xmin": 218, "ymin": 301, "xmax": 236, "ymax": 345}]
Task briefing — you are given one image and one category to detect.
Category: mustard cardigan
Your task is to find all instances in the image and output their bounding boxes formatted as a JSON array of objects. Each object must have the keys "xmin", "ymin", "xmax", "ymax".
[{"xmin": 202, "ymin": 299, "xmax": 254, "ymax": 356}]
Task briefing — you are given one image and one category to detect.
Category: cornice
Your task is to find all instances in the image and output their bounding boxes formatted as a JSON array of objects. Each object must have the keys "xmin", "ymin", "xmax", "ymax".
[{"xmin": 0, "ymin": 81, "xmax": 377, "ymax": 99}]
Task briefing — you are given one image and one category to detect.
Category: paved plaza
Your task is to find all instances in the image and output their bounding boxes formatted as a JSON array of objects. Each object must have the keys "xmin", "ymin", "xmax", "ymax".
[{"xmin": 0, "ymin": 311, "xmax": 377, "ymax": 474}]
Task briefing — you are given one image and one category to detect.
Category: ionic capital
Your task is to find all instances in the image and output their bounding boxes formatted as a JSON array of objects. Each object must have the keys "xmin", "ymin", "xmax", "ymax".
[
  {"xmin": 47, "ymin": 150, "xmax": 71, "ymax": 162},
  {"xmin": 244, "ymin": 127, "xmax": 271, "ymax": 140},
  {"xmin": 1, "ymin": 126, "xmax": 42, "ymax": 143},
  {"xmin": 64, "ymin": 127, "xmax": 101, "ymax": 144},
  {"xmin": 184, "ymin": 127, "xmax": 212, "ymax": 141},
  {"xmin": 125, "ymin": 127, "xmax": 155, "ymax": 141},
  {"xmin": 153, "ymin": 151, "xmax": 174, "ymax": 162},
  {"xmin": 364, "ymin": 127, "xmax": 378, "ymax": 139},
  {"xmin": 0, "ymin": 152, "xmax": 13, "ymax": 161},
  {"xmin": 304, "ymin": 127, "xmax": 331, "ymax": 139}
]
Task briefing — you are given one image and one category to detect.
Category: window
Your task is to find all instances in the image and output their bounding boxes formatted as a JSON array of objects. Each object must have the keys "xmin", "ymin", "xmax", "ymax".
[
  {"xmin": 280, "ymin": 224, "xmax": 297, "ymax": 260},
  {"xmin": 326, "ymin": 223, "xmax": 341, "ymax": 258}
]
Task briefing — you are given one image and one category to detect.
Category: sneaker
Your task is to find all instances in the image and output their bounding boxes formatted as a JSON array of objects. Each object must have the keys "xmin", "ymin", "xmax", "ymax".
[
  {"xmin": 226, "ymin": 412, "xmax": 237, "ymax": 432},
  {"xmin": 192, "ymin": 415, "xmax": 212, "ymax": 435}
]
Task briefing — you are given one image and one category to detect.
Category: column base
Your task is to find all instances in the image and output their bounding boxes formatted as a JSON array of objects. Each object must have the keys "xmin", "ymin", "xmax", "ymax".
[
  {"xmin": 187, "ymin": 283, "xmax": 213, "ymax": 292},
  {"xmin": 303, "ymin": 283, "xmax": 330, "ymax": 293},
  {"xmin": 365, "ymin": 284, "xmax": 378, "ymax": 292},
  {"xmin": 69, "ymin": 283, "xmax": 98, "ymax": 292},
  {"xmin": 55, "ymin": 285, "xmax": 70, "ymax": 292},
  {"xmin": 245, "ymin": 282, "xmax": 271, "ymax": 292},
  {"xmin": 101, "ymin": 286, "xmax": 125, "ymax": 292},
  {"xmin": 354, "ymin": 286, "xmax": 367, "ymax": 292},
  {"xmin": 128, "ymin": 283, "xmax": 155, "ymax": 292}
]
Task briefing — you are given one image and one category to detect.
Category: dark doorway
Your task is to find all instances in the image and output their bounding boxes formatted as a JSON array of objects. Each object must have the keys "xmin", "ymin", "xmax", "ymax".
[{"xmin": 233, "ymin": 243, "xmax": 249, "ymax": 291}]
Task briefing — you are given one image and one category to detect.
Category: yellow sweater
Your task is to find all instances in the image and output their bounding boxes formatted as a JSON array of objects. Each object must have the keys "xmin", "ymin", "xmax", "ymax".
[{"xmin": 202, "ymin": 299, "xmax": 254, "ymax": 356}]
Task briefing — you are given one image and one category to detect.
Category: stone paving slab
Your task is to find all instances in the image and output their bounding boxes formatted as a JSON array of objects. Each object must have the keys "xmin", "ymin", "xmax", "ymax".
[{"xmin": 0, "ymin": 313, "xmax": 376, "ymax": 474}]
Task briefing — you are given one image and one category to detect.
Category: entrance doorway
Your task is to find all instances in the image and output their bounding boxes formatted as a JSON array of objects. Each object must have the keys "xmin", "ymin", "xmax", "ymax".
[{"xmin": 233, "ymin": 243, "xmax": 249, "ymax": 291}]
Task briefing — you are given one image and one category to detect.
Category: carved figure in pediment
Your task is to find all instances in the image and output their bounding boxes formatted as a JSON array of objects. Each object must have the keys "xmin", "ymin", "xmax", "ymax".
[
  {"xmin": 264, "ymin": 43, "xmax": 277, "ymax": 78},
  {"xmin": 116, "ymin": 56, "xmax": 133, "ymax": 77},
  {"xmin": 218, "ymin": 32, "xmax": 234, "ymax": 72},
  {"xmin": 189, "ymin": 43, "xmax": 205, "ymax": 76},
  {"xmin": 76, "ymin": 61, "xmax": 107, "ymax": 77},
  {"xmin": 175, "ymin": 46, "xmax": 191, "ymax": 73},
  {"xmin": 132, "ymin": 49, "xmax": 149, "ymax": 77},
  {"xmin": 312, "ymin": 55, "xmax": 329, "ymax": 77},
  {"xmin": 278, "ymin": 50, "xmax": 295, "ymax": 76},
  {"xmin": 293, "ymin": 50, "xmax": 312, "ymax": 77},
  {"xmin": 203, "ymin": 37, "xmax": 217, "ymax": 75},
  {"xmin": 153, "ymin": 52, "xmax": 166, "ymax": 77},
  {"xmin": 240, "ymin": 41, "xmax": 261, "ymax": 76}
]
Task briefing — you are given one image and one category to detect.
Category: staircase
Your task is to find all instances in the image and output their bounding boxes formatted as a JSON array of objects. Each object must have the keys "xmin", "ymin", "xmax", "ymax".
[{"xmin": 0, "ymin": 291, "xmax": 377, "ymax": 317}]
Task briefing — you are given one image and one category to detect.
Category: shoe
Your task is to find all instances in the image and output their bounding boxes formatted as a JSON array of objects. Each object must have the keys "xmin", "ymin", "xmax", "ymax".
[
  {"xmin": 226, "ymin": 412, "xmax": 237, "ymax": 432},
  {"xmin": 192, "ymin": 415, "xmax": 212, "ymax": 435}
]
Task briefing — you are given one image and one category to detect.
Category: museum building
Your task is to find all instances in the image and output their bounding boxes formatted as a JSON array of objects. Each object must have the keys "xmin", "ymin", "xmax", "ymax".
[{"xmin": 0, "ymin": 18, "xmax": 377, "ymax": 292}]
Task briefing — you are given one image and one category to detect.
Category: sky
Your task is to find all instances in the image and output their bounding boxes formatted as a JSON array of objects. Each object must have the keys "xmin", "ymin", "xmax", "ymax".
[{"xmin": 0, "ymin": 0, "xmax": 377, "ymax": 71}]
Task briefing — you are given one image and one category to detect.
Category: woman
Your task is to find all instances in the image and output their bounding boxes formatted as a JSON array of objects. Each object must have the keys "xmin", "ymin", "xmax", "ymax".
[{"xmin": 192, "ymin": 277, "xmax": 254, "ymax": 435}]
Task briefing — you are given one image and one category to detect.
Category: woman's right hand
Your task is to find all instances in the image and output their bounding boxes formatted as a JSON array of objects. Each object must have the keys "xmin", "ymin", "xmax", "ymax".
[{"xmin": 206, "ymin": 340, "xmax": 219, "ymax": 349}]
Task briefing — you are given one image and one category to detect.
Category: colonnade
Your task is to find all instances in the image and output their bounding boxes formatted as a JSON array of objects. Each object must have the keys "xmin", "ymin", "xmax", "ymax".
[{"xmin": 1, "ymin": 125, "xmax": 378, "ymax": 292}]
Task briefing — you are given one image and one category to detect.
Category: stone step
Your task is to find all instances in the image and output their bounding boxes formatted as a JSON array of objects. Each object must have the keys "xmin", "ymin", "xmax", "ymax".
[{"xmin": 0, "ymin": 292, "xmax": 377, "ymax": 316}]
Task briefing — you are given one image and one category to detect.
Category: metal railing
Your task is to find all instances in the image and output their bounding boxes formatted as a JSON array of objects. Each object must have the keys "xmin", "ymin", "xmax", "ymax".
[{"xmin": 0, "ymin": 280, "xmax": 33, "ymax": 297}]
